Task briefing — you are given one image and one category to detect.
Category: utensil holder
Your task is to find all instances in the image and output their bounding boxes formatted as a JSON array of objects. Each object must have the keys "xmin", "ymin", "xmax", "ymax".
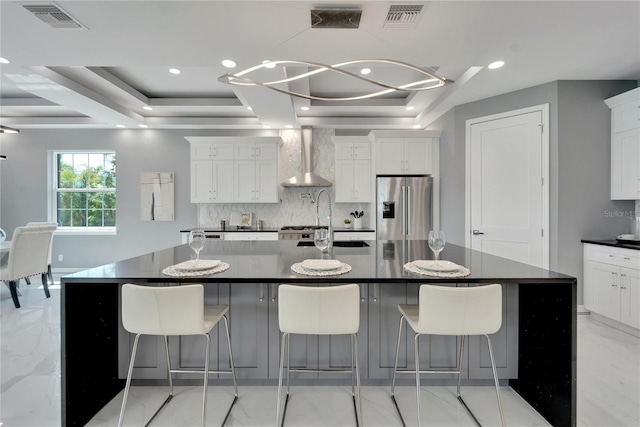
[{"xmin": 354, "ymin": 218, "xmax": 363, "ymax": 229}]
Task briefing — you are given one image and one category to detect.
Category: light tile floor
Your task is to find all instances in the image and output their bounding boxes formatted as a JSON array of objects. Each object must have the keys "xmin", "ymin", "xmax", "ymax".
[{"xmin": 1, "ymin": 278, "xmax": 638, "ymax": 426}]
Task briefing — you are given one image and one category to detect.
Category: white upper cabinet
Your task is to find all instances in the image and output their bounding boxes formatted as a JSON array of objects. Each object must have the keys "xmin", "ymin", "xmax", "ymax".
[
  {"xmin": 370, "ymin": 131, "xmax": 440, "ymax": 175},
  {"xmin": 605, "ymin": 88, "xmax": 640, "ymax": 200},
  {"xmin": 333, "ymin": 137, "xmax": 372, "ymax": 203},
  {"xmin": 186, "ymin": 137, "xmax": 280, "ymax": 203}
]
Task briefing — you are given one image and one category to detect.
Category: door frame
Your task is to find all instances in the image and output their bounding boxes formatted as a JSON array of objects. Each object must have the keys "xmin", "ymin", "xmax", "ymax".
[{"xmin": 464, "ymin": 104, "xmax": 550, "ymax": 269}]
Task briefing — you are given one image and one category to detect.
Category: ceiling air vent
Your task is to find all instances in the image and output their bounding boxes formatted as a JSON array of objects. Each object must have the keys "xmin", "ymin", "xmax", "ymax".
[
  {"xmin": 311, "ymin": 8, "xmax": 362, "ymax": 29},
  {"xmin": 21, "ymin": 2, "xmax": 87, "ymax": 29},
  {"xmin": 383, "ymin": 4, "xmax": 424, "ymax": 29}
]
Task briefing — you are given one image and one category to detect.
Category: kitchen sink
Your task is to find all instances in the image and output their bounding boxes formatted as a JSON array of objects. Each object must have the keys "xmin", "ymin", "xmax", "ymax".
[{"xmin": 296, "ymin": 240, "xmax": 370, "ymax": 248}]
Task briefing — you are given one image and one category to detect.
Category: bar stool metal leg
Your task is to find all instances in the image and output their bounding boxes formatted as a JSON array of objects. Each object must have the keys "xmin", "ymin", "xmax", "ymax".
[
  {"xmin": 353, "ymin": 333, "xmax": 363, "ymax": 427},
  {"xmin": 390, "ymin": 316, "xmax": 407, "ymax": 427},
  {"xmin": 486, "ymin": 334, "xmax": 506, "ymax": 427},
  {"xmin": 276, "ymin": 332, "xmax": 289, "ymax": 427},
  {"xmin": 118, "ymin": 334, "xmax": 140, "ymax": 427},
  {"xmin": 220, "ymin": 315, "xmax": 239, "ymax": 425},
  {"xmin": 414, "ymin": 333, "xmax": 422, "ymax": 427},
  {"xmin": 143, "ymin": 336, "xmax": 174, "ymax": 426}
]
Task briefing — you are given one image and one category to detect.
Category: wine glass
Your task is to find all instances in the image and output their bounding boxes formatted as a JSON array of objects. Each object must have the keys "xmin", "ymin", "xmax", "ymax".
[
  {"xmin": 314, "ymin": 229, "xmax": 329, "ymax": 254},
  {"xmin": 188, "ymin": 230, "xmax": 206, "ymax": 263},
  {"xmin": 428, "ymin": 230, "xmax": 445, "ymax": 259}
]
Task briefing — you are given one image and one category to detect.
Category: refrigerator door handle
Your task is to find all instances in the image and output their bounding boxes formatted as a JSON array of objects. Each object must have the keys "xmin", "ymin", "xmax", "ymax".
[
  {"xmin": 406, "ymin": 185, "xmax": 411, "ymax": 236},
  {"xmin": 401, "ymin": 185, "xmax": 406, "ymax": 235}
]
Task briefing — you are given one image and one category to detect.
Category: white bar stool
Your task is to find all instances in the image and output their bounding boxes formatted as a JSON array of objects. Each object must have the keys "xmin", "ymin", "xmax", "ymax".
[
  {"xmin": 391, "ymin": 284, "xmax": 506, "ymax": 427},
  {"xmin": 119, "ymin": 284, "xmax": 238, "ymax": 427},
  {"xmin": 276, "ymin": 284, "xmax": 363, "ymax": 427}
]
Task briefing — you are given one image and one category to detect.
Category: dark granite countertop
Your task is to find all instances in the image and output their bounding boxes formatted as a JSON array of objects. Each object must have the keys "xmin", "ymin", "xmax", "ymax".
[
  {"xmin": 63, "ymin": 240, "xmax": 575, "ymax": 285},
  {"xmin": 180, "ymin": 227, "xmax": 375, "ymax": 233},
  {"xmin": 581, "ymin": 239, "xmax": 640, "ymax": 251}
]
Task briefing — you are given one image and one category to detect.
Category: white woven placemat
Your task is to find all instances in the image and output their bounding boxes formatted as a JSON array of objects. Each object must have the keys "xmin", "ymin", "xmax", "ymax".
[
  {"xmin": 403, "ymin": 261, "xmax": 471, "ymax": 278},
  {"xmin": 291, "ymin": 262, "xmax": 352, "ymax": 276},
  {"xmin": 162, "ymin": 261, "xmax": 230, "ymax": 277}
]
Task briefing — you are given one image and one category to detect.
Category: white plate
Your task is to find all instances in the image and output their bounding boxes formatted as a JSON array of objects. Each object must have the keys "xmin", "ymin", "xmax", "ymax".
[
  {"xmin": 412, "ymin": 260, "xmax": 462, "ymax": 272},
  {"xmin": 300, "ymin": 259, "xmax": 342, "ymax": 271},
  {"xmin": 173, "ymin": 259, "xmax": 221, "ymax": 271}
]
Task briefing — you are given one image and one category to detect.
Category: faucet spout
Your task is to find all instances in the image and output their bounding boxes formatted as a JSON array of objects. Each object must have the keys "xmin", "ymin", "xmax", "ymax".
[{"xmin": 315, "ymin": 189, "xmax": 333, "ymax": 247}]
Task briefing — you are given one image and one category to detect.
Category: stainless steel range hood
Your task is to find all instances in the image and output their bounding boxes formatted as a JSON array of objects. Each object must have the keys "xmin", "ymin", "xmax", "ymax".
[{"xmin": 281, "ymin": 126, "xmax": 332, "ymax": 187}]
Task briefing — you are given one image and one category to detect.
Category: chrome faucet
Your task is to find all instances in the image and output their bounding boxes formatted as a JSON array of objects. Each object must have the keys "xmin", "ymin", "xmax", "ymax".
[{"xmin": 314, "ymin": 188, "xmax": 333, "ymax": 248}]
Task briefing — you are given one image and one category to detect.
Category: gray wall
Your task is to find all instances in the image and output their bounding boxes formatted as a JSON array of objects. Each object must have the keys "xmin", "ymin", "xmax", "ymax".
[
  {"xmin": 1, "ymin": 129, "xmax": 201, "ymax": 269},
  {"xmin": 428, "ymin": 80, "xmax": 637, "ymax": 305}
]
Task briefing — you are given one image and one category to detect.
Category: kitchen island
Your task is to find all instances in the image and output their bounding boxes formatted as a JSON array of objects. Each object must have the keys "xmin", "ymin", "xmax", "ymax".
[{"xmin": 61, "ymin": 240, "xmax": 576, "ymax": 426}]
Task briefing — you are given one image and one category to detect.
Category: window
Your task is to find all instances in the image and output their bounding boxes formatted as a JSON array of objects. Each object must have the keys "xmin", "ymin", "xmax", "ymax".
[{"xmin": 51, "ymin": 151, "xmax": 116, "ymax": 232}]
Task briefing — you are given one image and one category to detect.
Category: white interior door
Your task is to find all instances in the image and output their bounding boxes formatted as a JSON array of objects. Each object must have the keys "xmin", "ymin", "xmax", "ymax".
[{"xmin": 466, "ymin": 105, "xmax": 549, "ymax": 268}]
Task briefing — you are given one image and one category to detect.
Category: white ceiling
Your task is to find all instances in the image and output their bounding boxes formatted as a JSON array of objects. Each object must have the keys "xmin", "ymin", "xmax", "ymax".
[{"xmin": 0, "ymin": 0, "xmax": 638, "ymax": 131}]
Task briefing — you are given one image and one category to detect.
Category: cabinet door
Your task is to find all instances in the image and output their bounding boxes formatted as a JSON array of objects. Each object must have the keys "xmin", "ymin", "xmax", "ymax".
[
  {"xmin": 336, "ymin": 143, "xmax": 354, "ymax": 159},
  {"xmin": 213, "ymin": 161, "xmax": 234, "ymax": 202},
  {"xmin": 334, "ymin": 158, "xmax": 355, "ymax": 202},
  {"xmin": 255, "ymin": 142, "xmax": 278, "ymax": 160},
  {"xmin": 353, "ymin": 142, "xmax": 371, "ymax": 160},
  {"xmin": 255, "ymin": 160, "xmax": 278, "ymax": 202},
  {"xmin": 376, "ymin": 138, "xmax": 405, "ymax": 174},
  {"xmin": 218, "ymin": 283, "xmax": 269, "ymax": 379},
  {"xmin": 468, "ymin": 284, "xmax": 519, "ymax": 379},
  {"xmin": 318, "ymin": 284, "xmax": 368, "ymax": 378},
  {"xmin": 191, "ymin": 160, "xmax": 213, "ymax": 202},
  {"xmin": 211, "ymin": 142, "xmax": 234, "ymax": 160},
  {"xmin": 234, "ymin": 142, "xmax": 255, "ymax": 160},
  {"xmin": 404, "ymin": 138, "xmax": 432, "ymax": 174},
  {"xmin": 368, "ymin": 283, "xmax": 412, "ymax": 378},
  {"xmin": 611, "ymin": 128, "xmax": 640, "ymax": 200},
  {"xmin": 620, "ymin": 268, "xmax": 640, "ymax": 329},
  {"xmin": 590, "ymin": 261, "xmax": 621, "ymax": 321},
  {"xmin": 234, "ymin": 160, "xmax": 257, "ymax": 202},
  {"xmin": 352, "ymin": 159, "xmax": 371, "ymax": 202},
  {"xmin": 612, "ymin": 100, "xmax": 640, "ymax": 133},
  {"xmin": 268, "ymin": 284, "xmax": 319, "ymax": 379},
  {"xmin": 192, "ymin": 142, "xmax": 212, "ymax": 160}
]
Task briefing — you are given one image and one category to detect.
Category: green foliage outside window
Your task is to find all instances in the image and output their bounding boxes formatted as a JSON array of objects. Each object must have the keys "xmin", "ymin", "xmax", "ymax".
[{"xmin": 55, "ymin": 152, "xmax": 116, "ymax": 228}]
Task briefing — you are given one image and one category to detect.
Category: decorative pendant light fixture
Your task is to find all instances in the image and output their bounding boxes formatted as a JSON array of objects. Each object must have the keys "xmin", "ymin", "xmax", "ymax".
[
  {"xmin": 218, "ymin": 59, "xmax": 452, "ymax": 101},
  {"xmin": 0, "ymin": 125, "xmax": 20, "ymax": 134}
]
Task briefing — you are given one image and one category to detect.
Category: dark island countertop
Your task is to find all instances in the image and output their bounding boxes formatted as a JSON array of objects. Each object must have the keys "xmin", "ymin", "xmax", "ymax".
[
  {"xmin": 63, "ymin": 240, "xmax": 574, "ymax": 284},
  {"xmin": 581, "ymin": 239, "xmax": 640, "ymax": 251},
  {"xmin": 179, "ymin": 227, "xmax": 375, "ymax": 233}
]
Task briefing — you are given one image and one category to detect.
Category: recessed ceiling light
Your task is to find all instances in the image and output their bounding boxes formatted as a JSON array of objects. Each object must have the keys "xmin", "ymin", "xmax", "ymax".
[
  {"xmin": 488, "ymin": 61, "xmax": 505, "ymax": 70},
  {"xmin": 138, "ymin": 124, "xmax": 148, "ymax": 128},
  {"xmin": 412, "ymin": 124, "xmax": 422, "ymax": 129},
  {"xmin": 0, "ymin": 57, "xmax": 9, "ymax": 64},
  {"xmin": 263, "ymin": 125, "xmax": 271, "ymax": 129},
  {"xmin": 285, "ymin": 125, "xmax": 293, "ymax": 129},
  {"xmin": 143, "ymin": 106, "xmax": 153, "ymax": 111},
  {"xmin": 360, "ymin": 68, "xmax": 371, "ymax": 75},
  {"xmin": 300, "ymin": 106, "xmax": 310, "ymax": 111},
  {"xmin": 222, "ymin": 59, "xmax": 237, "ymax": 69},
  {"xmin": 116, "ymin": 124, "xmax": 126, "ymax": 128},
  {"xmin": 262, "ymin": 60, "xmax": 276, "ymax": 69},
  {"xmin": 405, "ymin": 106, "xmax": 415, "ymax": 111},
  {"xmin": 169, "ymin": 68, "xmax": 181, "ymax": 75},
  {"xmin": 247, "ymin": 106, "xmax": 253, "ymax": 111}
]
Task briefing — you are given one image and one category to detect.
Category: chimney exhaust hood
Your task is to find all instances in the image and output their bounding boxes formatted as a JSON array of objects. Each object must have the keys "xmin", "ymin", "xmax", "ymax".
[{"xmin": 281, "ymin": 126, "xmax": 332, "ymax": 187}]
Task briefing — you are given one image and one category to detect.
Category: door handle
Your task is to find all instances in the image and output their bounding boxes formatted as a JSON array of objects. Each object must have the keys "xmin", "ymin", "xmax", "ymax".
[{"xmin": 472, "ymin": 230, "xmax": 485, "ymax": 235}]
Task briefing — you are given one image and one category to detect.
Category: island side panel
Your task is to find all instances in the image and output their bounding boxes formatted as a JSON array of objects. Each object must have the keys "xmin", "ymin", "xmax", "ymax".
[
  {"xmin": 62, "ymin": 281, "xmax": 123, "ymax": 427},
  {"xmin": 511, "ymin": 281, "xmax": 577, "ymax": 427}
]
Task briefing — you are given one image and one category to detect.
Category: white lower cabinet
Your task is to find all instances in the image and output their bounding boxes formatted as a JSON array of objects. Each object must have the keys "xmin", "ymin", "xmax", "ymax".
[
  {"xmin": 224, "ymin": 232, "xmax": 278, "ymax": 241},
  {"xmin": 584, "ymin": 244, "xmax": 640, "ymax": 330},
  {"xmin": 334, "ymin": 231, "xmax": 376, "ymax": 241}
]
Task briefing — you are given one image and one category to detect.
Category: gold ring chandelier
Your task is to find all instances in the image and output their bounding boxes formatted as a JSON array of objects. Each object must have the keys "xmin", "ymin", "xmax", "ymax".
[{"xmin": 218, "ymin": 59, "xmax": 452, "ymax": 101}]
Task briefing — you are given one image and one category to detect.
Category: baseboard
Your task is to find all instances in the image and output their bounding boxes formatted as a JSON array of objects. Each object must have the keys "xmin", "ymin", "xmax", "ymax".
[
  {"xmin": 577, "ymin": 305, "xmax": 589, "ymax": 314},
  {"xmin": 589, "ymin": 312, "xmax": 640, "ymax": 338}
]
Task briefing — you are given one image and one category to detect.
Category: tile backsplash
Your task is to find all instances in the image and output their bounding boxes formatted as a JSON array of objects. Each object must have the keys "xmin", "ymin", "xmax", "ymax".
[{"xmin": 198, "ymin": 128, "xmax": 373, "ymax": 229}]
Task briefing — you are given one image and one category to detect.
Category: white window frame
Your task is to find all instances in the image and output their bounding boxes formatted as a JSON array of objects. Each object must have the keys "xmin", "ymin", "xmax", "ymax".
[{"xmin": 48, "ymin": 150, "xmax": 117, "ymax": 235}]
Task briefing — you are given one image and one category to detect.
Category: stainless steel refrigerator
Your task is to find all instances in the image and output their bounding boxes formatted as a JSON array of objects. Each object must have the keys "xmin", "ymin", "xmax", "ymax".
[{"xmin": 376, "ymin": 176, "xmax": 433, "ymax": 240}]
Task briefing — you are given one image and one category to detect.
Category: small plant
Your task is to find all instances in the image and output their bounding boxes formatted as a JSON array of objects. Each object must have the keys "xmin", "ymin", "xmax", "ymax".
[{"xmin": 344, "ymin": 218, "xmax": 352, "ymax": 224}]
